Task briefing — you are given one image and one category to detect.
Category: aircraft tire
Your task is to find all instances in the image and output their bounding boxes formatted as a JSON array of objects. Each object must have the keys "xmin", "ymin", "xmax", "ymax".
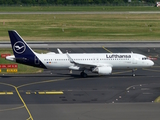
[{"xmin": 80, "ymin": 72, "xmax": 88, "ymax": 78}]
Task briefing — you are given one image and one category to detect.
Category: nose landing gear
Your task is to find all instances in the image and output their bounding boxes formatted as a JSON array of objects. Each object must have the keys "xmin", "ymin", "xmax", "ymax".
[{"xmin": 132, "ymin": 69, "xmax": 136, "ymax": 77}]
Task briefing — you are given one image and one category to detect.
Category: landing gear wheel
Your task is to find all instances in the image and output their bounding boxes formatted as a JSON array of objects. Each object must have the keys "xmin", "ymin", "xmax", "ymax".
[
  {"xmin": 80, "ymin": 72, "xmax": 88, "ymax": 78},
  {"xmin": 132, "ymin": 69, "xmax": 136, "ymax": 77},
  {"xmin": 132, "ymin": 74, "xmax": 136, "ymax": 77}
]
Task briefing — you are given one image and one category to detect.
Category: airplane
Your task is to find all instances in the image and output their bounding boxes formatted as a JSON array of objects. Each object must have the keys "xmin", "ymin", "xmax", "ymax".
[{"xmin": 6, "ymin": 30, "xmax": 154, "ymax": 77}]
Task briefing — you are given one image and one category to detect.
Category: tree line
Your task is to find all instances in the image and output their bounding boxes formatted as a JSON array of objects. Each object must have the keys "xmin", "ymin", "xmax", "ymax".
[{"xmin": 0, "ymin": 0, "xmax": 157, "ymax": 5}]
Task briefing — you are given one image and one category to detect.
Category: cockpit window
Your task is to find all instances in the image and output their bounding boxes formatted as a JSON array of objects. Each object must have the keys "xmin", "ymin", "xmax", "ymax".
[{"xmin": 142, "ymin": 57, "xmax": 148, "ymax": 60}]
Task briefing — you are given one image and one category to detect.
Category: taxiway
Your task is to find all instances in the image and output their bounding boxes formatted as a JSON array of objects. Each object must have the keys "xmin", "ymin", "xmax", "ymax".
[{"xmin": 0, "ymin": 47, "xmax": 160, "ymax": 120}]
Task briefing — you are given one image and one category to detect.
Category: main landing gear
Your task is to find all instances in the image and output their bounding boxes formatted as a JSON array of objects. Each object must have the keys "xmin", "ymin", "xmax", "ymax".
[{"xmin": 80, "ymin": 71, "xmax": 88, "ymax": 78}]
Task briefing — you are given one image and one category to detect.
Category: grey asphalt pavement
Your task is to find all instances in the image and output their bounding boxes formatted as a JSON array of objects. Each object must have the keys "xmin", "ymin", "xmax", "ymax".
[{"xmin": 0, "ymin": 47, "xmax": 160, "ymax": 120}]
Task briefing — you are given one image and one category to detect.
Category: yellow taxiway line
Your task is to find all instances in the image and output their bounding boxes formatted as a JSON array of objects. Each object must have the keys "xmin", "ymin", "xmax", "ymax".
[
  {"xmin": 102, "ymin": 46, "xmax": 112, "ymax": 53},
  {"xmin": 0, "ymin": 82, "xmax": 33, "ymax": 120},
  {"xmin": 142, "ymin": 68, "xmax": 160, "ymax": 72},
  {"xmin": 0, "ymin": 77, "xmax": 67, "ymax": 120},
  {"xmin": 0, "ymin": 92, "xmax": 13, "ymax": 95},
  {"xmin": 17, "ymin": 78, "xmax": 66, "ymax": 88},
  {"xmin": 38, "ymin": 91, "xmax": 63, "ymax": 95},
  {"xmin": 154, "ymin": 96, "xmax": 160, "ymax": 103},
  {"xmin": 0, "ymin": 106, "xmax": 25, "ymax": 112}
]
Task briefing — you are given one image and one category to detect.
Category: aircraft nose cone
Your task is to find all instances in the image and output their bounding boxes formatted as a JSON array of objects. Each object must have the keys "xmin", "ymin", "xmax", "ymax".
[{"xmin": 150, "ymin": 60, "xmax": 154, "ymax": 66}]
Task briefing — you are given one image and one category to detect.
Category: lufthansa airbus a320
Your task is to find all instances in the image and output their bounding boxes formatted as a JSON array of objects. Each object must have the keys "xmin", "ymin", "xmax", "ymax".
[{"xmin": 6, "ymin": 30, "xmax": 154, "ymax": 77}]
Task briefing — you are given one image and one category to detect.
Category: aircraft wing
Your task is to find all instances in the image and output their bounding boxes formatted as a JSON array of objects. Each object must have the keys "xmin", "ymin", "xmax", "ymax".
[
  {"xmin": 73, "ymin": 61, "xmax": 98, "ymax": 68},
  {"xmin": 66, "ymin": 53, "xmax": 110, "ymax": 70}
]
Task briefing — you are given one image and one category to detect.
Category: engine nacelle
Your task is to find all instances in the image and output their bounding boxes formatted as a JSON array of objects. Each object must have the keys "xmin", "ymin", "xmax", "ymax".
[{"xmin": 92, "ymin": 66, "xmax": 112, "ymax": 75}]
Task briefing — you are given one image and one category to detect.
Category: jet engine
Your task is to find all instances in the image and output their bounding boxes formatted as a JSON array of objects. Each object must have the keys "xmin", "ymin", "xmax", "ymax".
[{"xmin": 92, "ymin": 66, "xmax": 112, "ymax": 75}]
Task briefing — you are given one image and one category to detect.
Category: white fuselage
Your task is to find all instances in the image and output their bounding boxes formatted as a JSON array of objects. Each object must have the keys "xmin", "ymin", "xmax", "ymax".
[
  {"xmin": 36, "ymin": 53, "xmax": 154, "ymax": 70},
  {"xmin": 7, "ymin": 30, "xmax": 154, "ymax": 77}
]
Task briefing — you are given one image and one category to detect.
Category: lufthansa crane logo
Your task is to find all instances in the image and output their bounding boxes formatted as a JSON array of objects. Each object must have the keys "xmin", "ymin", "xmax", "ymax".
[{"xmin": 13, "ymin": 41, "xmax": 26, "ymax": 54}]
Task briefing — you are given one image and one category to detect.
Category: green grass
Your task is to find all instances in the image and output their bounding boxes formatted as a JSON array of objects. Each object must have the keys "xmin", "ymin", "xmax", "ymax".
[
  {"xmin": 0, "ymin": 6, "xmax": 160, "ymax": 12},
  {"xmin": 0, "ymin": 49, "xmax": 44, "ymax": 74},
  {"xmin": 0, "ymin": 14, "xmax": 160, "ymax": 41},
  {"xmin": 0, "ymin": 6, "xmax": 159, "ymax": 73}
]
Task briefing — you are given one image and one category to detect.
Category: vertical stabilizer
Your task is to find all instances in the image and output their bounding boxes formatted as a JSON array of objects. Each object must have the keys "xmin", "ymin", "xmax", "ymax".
[
  {"xmin": 8, "ymin": 30, "xmax": 34, "ymax": 58},
  {"xmin": 8, "ymin": 30, "xmax": 46, "ymax": 68}
]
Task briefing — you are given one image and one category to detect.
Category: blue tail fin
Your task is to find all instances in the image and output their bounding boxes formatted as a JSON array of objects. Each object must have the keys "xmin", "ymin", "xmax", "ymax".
[{"xmin": 8, "ymin": 30, "xmax": 46, "ymax": 69}]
